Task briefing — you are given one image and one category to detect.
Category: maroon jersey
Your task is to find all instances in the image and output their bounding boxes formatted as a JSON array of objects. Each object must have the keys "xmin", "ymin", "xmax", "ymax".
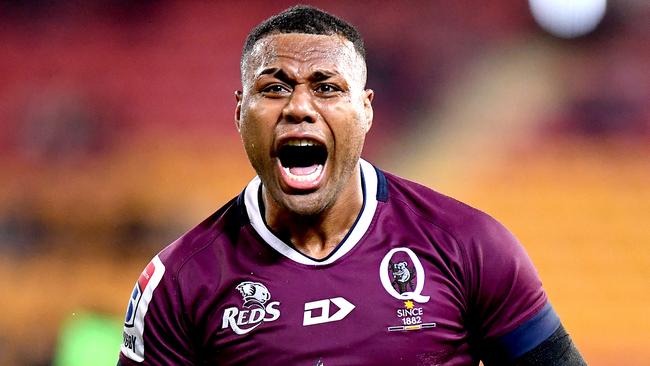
[{"xmin": 119, "ymin": 159, "xmax": 560, "ymax": 365}]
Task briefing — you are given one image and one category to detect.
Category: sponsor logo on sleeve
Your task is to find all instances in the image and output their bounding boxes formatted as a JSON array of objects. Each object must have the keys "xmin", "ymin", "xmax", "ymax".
[
  {"xmin": 221, "ymin": 281, "xmax": 281, "ymax": 335},
  {"xmin": 380, "ymin": 247, "xmax": 436, "ymax": 332},
  {"xmin": 121, "ymin": 255, "xmax": 166, "ymax": 362}
]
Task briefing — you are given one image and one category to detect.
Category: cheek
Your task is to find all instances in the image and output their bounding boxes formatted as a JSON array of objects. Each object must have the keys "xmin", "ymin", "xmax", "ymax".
[
  {"xmin": 240, "ymin": 104, "xmax": 271, "ymax": 149},
  {"xmin": 242, "ymin": 125, "xmax": 268, "ymax": 157},
  {"xmin": 332, "ymin": 122, "xmax": 367, "ymax": 161},
  {"xmin": 339, "ymin": 115, "xmax": 365, "ymax": 137},
  {"xmin": 239, "ymin": 124, "xmax": 264, "ymax": 165},
  {"xmin": 328, "ymin": 106, "xmax": 368, "ymax": 143},
  {"xmin": 321, "ymin": 98, "xmax": 365, "ymax": 126}
]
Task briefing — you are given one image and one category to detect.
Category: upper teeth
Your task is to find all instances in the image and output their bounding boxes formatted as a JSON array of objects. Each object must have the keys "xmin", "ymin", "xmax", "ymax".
[{"xmin": 285, "ymin": 139, "xmax": 319, "ymax": 147}]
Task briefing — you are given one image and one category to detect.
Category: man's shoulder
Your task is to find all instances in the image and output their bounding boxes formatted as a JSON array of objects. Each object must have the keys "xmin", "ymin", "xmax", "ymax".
[
  {"xmin": 156, "ymin": 194, "xmax": 247, "ymax": 275},
  {"xmin": 381, "ymin": 170, "xmax": 504, "ymax": 241}
]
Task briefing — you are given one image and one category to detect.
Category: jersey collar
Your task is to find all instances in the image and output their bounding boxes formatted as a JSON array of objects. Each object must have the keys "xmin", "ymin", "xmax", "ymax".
[{"xmin": 244, "ymin": 159, "xmax": 379, "ymax": 266}]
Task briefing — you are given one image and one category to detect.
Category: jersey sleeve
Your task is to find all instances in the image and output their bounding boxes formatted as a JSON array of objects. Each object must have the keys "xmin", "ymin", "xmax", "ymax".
[
  {"xmin": 462, "ymin": 213, "xmax": 560, "ymax": 363},
  {"xmin": 118, "ymin": 255, "xmax": 195, "ymax": 365}
]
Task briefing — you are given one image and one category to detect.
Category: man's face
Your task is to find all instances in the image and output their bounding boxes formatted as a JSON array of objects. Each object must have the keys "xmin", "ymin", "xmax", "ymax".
[{"xmin": 236, "ymin": 33, "xmax": 374, "ymax": 216}]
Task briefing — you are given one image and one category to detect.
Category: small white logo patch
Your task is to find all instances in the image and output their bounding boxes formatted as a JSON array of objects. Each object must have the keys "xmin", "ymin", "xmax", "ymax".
[
  {"xmin": 121, "ymin": 255, "xmax": 166, "ymax": 362},
  {"xmin": 222, "ymin": 281, "xmax": 281, "ymax": 335},
  {"xmin": 303, "ymin": 297, "xmax": 355, "ymax": 326}
]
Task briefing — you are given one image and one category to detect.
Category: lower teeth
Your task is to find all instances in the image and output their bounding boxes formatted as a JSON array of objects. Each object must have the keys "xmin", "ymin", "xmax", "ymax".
[{"xmin": 283, "ymin": 164, "xmax": 323, "ymax": 182}]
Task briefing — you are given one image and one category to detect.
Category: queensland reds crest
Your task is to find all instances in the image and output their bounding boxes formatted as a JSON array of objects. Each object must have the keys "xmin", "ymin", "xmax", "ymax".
[
  {"xmin": 380, "ymin": 248, "xmax": 436, "ymax": 333},
  {"xmin": 380, "ymin": 247, "xmax": 430, "ymax": 303}
]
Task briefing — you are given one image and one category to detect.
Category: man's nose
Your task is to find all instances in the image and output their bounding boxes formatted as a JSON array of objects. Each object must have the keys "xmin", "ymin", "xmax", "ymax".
[{"xmin": 282, "ymin": 85, "xmax": 317, "ymax": 124}]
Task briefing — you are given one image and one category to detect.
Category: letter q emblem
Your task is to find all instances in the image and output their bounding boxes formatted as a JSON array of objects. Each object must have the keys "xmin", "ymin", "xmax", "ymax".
[{"xmin": 380, "ymin": 247, "xmax": 430, "ymax": 303}]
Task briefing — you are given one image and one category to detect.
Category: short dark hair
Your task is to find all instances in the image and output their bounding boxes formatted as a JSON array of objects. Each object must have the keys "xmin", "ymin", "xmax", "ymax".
[{"xmin": 241, "ymin": 5, "xmax": 366, "ymax": 68}]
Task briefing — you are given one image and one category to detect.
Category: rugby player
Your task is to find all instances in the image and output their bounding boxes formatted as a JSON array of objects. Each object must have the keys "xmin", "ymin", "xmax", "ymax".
[{"xmin": 118, "ymin": 5, "xmax": 586, "ymax": 365}]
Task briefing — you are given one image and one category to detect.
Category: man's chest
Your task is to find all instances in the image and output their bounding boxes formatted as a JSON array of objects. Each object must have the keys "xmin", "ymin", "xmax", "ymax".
[{"xmin": 190, "ymin": 238, "xmax": 476, "ymax": 365}]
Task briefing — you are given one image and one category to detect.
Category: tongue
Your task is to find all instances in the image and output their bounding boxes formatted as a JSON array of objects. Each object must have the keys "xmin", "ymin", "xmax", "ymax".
[{"xmin": 289, "ymin": 164, "xmax": 319, "ymax": 176}]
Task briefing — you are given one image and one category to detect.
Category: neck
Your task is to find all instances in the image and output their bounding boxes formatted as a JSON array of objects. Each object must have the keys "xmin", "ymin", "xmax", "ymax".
[{"xmin": 263, "ymin": 167, "xmax": 364, "ymax": 260}]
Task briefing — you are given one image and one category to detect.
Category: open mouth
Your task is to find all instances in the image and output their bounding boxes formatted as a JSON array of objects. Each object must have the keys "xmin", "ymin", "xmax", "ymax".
[{"xmin": 277, "ymin": 139, "xmax": 328, "ymax": 189}]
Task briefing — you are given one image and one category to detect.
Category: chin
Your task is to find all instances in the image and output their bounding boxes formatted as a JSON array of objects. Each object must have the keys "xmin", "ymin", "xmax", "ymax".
[{"xmin": 281, "ymin": 194, "xmax": 328, "ymax": 217}]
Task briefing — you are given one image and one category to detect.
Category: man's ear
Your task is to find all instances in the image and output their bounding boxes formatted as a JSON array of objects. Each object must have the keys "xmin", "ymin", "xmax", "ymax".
[
  {"xmin": 363, "ymin": 89, "xmax": 374, "ymax": 133},
  {"xmin": 234, "ymin": 91, "xmax": 243, "ymax": 132}
]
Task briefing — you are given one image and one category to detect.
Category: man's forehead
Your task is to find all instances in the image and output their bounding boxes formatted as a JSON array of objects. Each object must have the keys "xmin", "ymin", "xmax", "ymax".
[
  {"xmin": 255, "ymin": 33, "xmax": 355, "ymax": 58},
  {"xmin": 246, "ymin": 33, "xmax": 362, "ymax": 76}
]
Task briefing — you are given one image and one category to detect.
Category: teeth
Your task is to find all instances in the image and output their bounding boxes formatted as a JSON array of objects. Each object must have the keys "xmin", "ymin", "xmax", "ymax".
[
  {"xmin": 284, "ymin": 139, "xmax": 320, "ymax": 147},
  {"xmin": 283, "ymin": 164, "xmax": 323, "ymax": 182}
]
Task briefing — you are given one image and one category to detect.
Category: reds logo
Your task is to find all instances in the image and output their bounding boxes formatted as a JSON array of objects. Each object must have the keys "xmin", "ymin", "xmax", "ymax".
[
  {"xmin": 237, "ymin": 281, "xmax": 271, "ymax": 307},
  {"xmin": 222, "ymin": 281, "xmax": 281, "ymax": 335}
]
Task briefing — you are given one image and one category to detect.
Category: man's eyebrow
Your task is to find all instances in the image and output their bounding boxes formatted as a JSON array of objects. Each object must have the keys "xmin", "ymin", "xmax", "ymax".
[
  {"xmin": 308, "ymin": 70, "xmax": 338, "ymax": 82},
  {"xmin": 257, "ymin": 68, "xmax": 292, "ymax": 82},
  {"xmin": 256, "ymin": 68, "xmax": 339, "ymax": 83}
]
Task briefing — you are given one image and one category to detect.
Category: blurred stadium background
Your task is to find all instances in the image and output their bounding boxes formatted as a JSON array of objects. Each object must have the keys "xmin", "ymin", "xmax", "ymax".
[{"xmin": 0, "ymin": 1, "xmax": 648, "ymax": 365}]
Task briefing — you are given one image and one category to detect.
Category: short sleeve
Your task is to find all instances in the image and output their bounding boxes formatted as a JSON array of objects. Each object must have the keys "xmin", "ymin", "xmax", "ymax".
[
  {"xmin": 462, "ymin": 213, "xmax": 560, "ymax": 362},
  {"xmin": 118, "ymin": 255, "xmax": 194, "ymax": 365}
]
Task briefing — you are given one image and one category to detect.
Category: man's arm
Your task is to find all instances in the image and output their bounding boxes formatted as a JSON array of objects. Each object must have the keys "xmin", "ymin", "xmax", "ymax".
[
  {"xmin": 478, "ymin": 304, "xmax": 586, "ymax": 365},
  {"xmin": 513, "ymin": 324, "xmax": 586, "ymax": 366},
  {"xmin": 460, "ymin": 213, "xmax": 586, "ymax": 365}
]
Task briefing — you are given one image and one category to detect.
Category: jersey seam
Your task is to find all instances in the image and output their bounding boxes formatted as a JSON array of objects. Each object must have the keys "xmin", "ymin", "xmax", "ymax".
[
  {"xmin": 174, "ymin": 226, "xmax": 225, "ymax": 276},
  {"xmin": 173, "ymin": 264, "xmax": 198, "ymax": 363},
  {"xmin": 170, "ymin": 219, "xmax": 230, "ymax": 362},
  {"xmin": 172, "ymin": 196, "xmax": 240, "ymax": 275}
]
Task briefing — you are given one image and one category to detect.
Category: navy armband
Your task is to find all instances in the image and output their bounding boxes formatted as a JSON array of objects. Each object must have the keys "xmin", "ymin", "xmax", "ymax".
[
  {"xmin": 513, "ymin": 324, "xmax": 587, "ymax": 365},
  {"xmin": 481, "ymin": 302, "xmax": 563, "ymax": 364},
  {"xmin": 499, "ymin": 302, "xmax": 561, "ymax": 359}
]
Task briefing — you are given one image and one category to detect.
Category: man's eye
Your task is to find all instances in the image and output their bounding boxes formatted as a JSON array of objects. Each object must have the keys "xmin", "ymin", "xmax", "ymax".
[
  {"xmin": 314, "ymin": 84, "xmax": 340, "ymax": 94},
  {"xmin": 262, "ymin": 84, "xmax": 290, "ymax": 94}
]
